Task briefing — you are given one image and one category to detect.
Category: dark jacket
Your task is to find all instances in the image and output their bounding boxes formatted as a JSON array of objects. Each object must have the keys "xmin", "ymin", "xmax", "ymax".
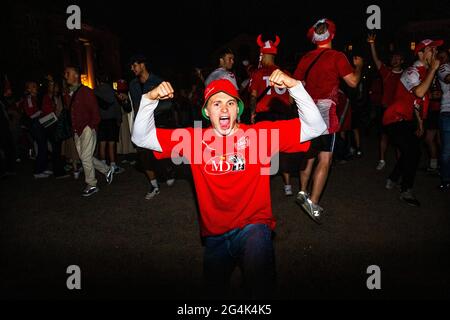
[
  {"xmin": 129, "ymin": 73, "xmax": 162, "ymax": 116},
  {"xmin": 94, "ymin": 83, "xmax": 122, "ymax": 121}
]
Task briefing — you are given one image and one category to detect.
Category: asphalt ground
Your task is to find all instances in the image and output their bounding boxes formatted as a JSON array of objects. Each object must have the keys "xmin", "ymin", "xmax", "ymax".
[{"xmin": 1, "ymin": 131, "xmax": 449, "ymax": 301}]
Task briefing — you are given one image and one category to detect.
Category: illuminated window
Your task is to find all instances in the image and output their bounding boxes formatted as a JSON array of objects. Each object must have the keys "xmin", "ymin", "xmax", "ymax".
[{"xmin": 81, "ymin": 74, "xmax": 90, "ymax": 88}]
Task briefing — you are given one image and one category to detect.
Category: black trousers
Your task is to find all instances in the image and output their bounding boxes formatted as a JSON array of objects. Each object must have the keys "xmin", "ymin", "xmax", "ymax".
[
  {"xmin": 46, "ymin": 125, "xmax": 66, "ymax": 177},
  {"xmin": 385, "ymin": 121, "xmax": 421, "ymax": 191}
]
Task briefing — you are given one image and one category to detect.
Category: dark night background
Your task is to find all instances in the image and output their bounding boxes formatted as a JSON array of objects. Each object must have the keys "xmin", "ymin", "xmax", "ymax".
[
  {"xmin": 1, "ymin": 0, "xmax": 450, "ymax": 307},
  {"xmin": 3, "ymin": 0, "xmax": 450, "ymax": 82},
  {"xmin": 75, "ymin": 0, "xmax": 450, "ymax": 69}
]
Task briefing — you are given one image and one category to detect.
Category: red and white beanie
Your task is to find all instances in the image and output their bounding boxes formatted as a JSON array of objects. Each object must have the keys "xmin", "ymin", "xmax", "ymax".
[{"xmin": 307, "ymin": 18, "xmax": 336, "ymax": 45}]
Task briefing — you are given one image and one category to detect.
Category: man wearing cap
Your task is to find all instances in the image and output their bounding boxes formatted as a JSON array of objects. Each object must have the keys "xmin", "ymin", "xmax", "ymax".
[
  {"xmin": 205, "ymin": 48, "xmax": 238, "ymax": 90},
  {"xmin": 383, "ymin": 39, "xmax": 442, "ymax": 206},
  {"xmin": 128, "ymin": 54, "xmax": 176, "ymax": 200},
  {"xmin": 131, "ymin": 70, "xmax": 326, "ymax": 298},
  {"xmin": 293, "ymin": 18, "xmax": 364, "ymax": 223},
  {"xmin": 249, "ymin": 34, "xmax": 300, "ymax": 196}
]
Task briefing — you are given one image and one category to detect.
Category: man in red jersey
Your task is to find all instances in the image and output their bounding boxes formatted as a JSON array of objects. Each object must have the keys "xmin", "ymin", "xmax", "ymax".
[
  {"xmin": 383, "ymin": 39, "xmax": 443, "ymax": 206},
  {"xmin": 131, "ymin": 70, "xmax": 326, "ymax": 299},
  {"xmin": 249, "ymin": 34, "xmax": 300, "ymax": 196},
  {"xmin": 293, "ymin": 18, "xmax": 363, "ymax": 223},
  {"xmin": 367, "ymin": 33, "xmax": 404, "ymax": 171}
]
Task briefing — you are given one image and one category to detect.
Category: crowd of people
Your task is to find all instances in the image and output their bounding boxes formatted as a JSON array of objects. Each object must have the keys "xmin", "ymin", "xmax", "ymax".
[{"xmin": 1, "ymin": 17, "xmax": 449, "ymax": 299}]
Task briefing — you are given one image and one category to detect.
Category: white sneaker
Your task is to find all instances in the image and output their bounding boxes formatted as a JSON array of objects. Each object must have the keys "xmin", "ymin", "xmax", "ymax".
[
  {"xmin": 376, "ymin": 160, "xmax": 386, "ymax": 171},
  {"xmin": 145, "ymin": 186, "xmax": 160, "ymax": 200},
  {"xmin": 105, "ymin": 167, "xmax": 114, "ymax": 185},
  {"xmin": 297, "ymin": 198, "xmax": 323, "ymax": 224},
  {"xmin": 34, "ymin": 173, "xmax": 49, "ymax": 179},
  {"xmin": 43, "ymin": 170, "xmax": 53, "ymax": 175},
  {"xmin": 296, "ymin": 191, "xmax": 309, "ymax": 204},
  {"xmin": 385, "ymin": 179, "xmax": 396, "ymax": 190},
  {"xmin": 82, "ymin": 185, "xmax": 99, "ymax": 197},
  {"xmin": 284, "ymin": 185, "xmax": 293, "ymax": 196},
  {"xmin": 166, "ymin": 178, "xmax": 175, "ymax": 187}
]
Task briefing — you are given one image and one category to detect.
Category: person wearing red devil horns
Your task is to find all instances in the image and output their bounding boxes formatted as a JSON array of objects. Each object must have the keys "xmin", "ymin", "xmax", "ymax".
[
  {"xmin": 293, "ymin": 18, "xmax": 364, "ymax": 224},
  {"xmin": 249, "ymin": 34, "xmax": 301, "ymax": 197},
  {"xmin": 131, "ymin": 70, "xmax": 326, "ymax": 299}
]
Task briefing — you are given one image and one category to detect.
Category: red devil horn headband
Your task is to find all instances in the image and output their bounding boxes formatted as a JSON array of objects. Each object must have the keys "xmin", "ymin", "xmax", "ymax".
[{"xmin": 256, "ymin": 34, "xmax": 280, "ymax": 47}]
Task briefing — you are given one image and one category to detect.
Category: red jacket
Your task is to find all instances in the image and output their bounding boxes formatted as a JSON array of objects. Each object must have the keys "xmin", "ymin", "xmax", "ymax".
[{"xmin": 69, "ymin": 85, "xmax": 101, "ymax": 135}]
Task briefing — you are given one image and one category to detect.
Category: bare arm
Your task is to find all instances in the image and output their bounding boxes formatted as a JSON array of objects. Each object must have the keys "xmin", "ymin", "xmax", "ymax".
[
  {"xmin": 343, "ymin": 56, "xmax": 364, "ymax": 88},
  {"xmin": 367, "ymin": 34, "xmax": 382, "ymax": 70},
  {"xmin": 413, "ymin": 58, "xmax": 440, "ymax": 98}
]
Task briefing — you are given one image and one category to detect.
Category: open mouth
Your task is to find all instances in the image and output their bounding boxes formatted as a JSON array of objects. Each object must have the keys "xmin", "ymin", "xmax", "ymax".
[{"xmin": 219, "ymin": 116, "xmax": 230, "ymax": 130}]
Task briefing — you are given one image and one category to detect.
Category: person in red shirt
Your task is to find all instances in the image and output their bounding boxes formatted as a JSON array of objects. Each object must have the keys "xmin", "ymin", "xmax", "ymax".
[
  {"xmin": 383, "ymin": 39, "xmax": 443, "ymax": 206},
  {"xmin": 249, "ymin": 34, "xmax": 300, "ymax": 196},
  {"xmin": 293, "ymin": 18, "xmax": 363, "ymax": 223},
  {"xmin": 367, "ymin": 34, "xmax": 404, "ymax": 171},
  {"xmin": 131, "ymin": 70, "xmax": 326, "ymax": 299}
]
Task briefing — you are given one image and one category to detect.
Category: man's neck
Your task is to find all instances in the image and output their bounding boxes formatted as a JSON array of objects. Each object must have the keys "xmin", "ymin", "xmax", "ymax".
[
  {"xmin": 261, "ymin": 56, "xmax": 275, "ymax": 67},
  {"xmin": 70, "ymin": 82, "xmax": 81, "ymax": 91},
  {"xmin": 317, "ymin": 42, "xmax": 332, "ymax": 49},
  {"xmin": 139, "ymin": 71, "xmax": 150, "ymax": 83}
]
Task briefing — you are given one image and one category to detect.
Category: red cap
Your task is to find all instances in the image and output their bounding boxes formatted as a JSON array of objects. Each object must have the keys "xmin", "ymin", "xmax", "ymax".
[
  {"xmin": 414, "ymin": 39, "xmax": 444, "ymax": 55},
  {"xmin": 307, "ymin": 18, "xmax": 336, "ymax": 45},
  {"xmin": 256, "ymin": 34, "xmax": 280, "ymax": 55},
  {"xmin": 202, "ymin": 79, "xmax": 244, "ymax": 119}
]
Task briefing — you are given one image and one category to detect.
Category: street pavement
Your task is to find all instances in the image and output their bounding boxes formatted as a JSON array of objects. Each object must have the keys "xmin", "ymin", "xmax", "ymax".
[{"xmin": 1, "ymin": 131, "xmax": 449, "ymax": 300}]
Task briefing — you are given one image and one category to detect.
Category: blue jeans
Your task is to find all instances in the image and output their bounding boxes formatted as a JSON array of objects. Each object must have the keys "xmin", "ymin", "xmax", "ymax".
[
  {"xmin": 440, "ymin": 112, "xmax": 450, "ymax": 183},
  {"xmin": 203, "ymin": 223, "xmax": 275, "ymax": 299}
]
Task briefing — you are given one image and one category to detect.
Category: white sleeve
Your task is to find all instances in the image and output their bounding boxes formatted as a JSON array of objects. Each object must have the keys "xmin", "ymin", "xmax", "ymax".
[
  {"xmin": 400, "ymin": 67, "xmax": 421, "ymax": 92},
  {"xmin": 131, "ymin": 94, "xmax": 162, "ymax": 152},
  {"xmin": 438, "ymin": 64, "xmax": 450, "ymax": 82},
  {"xmin": 288, "ymin": 81, "xmax": 327, "ymax": 143}
]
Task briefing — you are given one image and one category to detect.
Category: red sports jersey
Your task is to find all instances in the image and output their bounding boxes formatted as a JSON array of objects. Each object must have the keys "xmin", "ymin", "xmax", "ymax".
[
  {"xmin": 379, "ymin": 64, "xmax": 402, "ymax": 107},
  {"xmin": 293, "ymin": 48, "xmax": 353, "ymax": 133},
  {"xmin": 369, "ymin": 76, "xmax": 383, "ymax": 106},
  {"xmin": 293, "ymin": 48, "xmax": 354, "ymax": 102},
  {"xmin": 153, "ymin": 121, "xmax": 310, "ymax": 237},
  {"xmin": 249, "ymin": 65, "xmax": 291, "ymax": 113},
  {"xmin": 383, "ymin": 61, "xmax": 429, "ymax": 125}
]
